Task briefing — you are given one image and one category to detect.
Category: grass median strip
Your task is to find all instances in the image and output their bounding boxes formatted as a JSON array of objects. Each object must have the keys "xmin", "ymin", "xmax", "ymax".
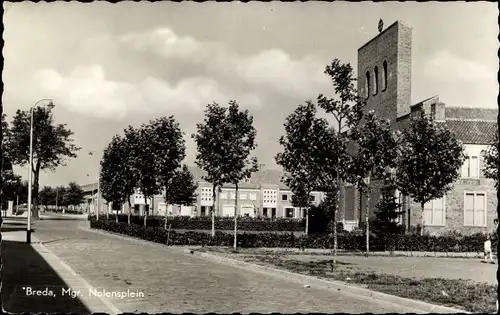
[{"xmin": 197, "ymin": 248, "xmax": 495, "ymax": 313}]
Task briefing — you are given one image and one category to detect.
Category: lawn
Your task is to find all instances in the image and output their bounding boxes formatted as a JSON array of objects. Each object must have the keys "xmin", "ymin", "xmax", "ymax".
[{"xmin": 197, "ymin": 248, "xmax": 496, "ymax": 313}]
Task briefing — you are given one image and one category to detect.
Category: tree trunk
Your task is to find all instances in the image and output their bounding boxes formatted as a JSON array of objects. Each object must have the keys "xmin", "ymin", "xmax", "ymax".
[
  {"xmin": 305, "ymin": 207, "xmax": 309, "ymax": 235},
  {"xmin": 366, "ymin": 183, "xmax": 371, "ymax": 256},
  {"xmin": 127, "ymin": 196, "xmax": 131, "ymax": 225},
  {"xmin": 234, "ymin": 184, "xmax": 239, "ymax": 251},
  {"xmin": 420, "ymin": 202, "xmax": 425, "ymax": 236},
  {"xmin": 211, "ymin": 184, "xmax": 216, "ymax": 237},
  {"xmin": 151, "ymin": 196, "xmax": 155, "ymax": 216},
  {"xmin": 143, "ymin": 195, "xmax": 148, "ymax": 227},
  {"xmin": 333, "ymin": 157, "xmax": 341, "ymax": 259},
  {"xmin": 164, "ymin": 203, "xmax": 168, "ymax": 230},
  {"xmin": 32, "ymin": 161, "xmax": 41, "ymax": 219}
]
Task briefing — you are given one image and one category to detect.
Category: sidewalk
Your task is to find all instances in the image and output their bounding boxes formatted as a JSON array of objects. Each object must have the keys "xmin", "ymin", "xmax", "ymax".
[{"xmin": 1, "ymin": 227, "xmax": 118, "ymax": 314}]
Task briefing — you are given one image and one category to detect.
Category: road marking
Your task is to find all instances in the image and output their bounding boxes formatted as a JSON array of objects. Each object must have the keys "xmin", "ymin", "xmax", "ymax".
[{"xmin": 32, "ymin": 235, "xmax": 122, "ymax": 315}]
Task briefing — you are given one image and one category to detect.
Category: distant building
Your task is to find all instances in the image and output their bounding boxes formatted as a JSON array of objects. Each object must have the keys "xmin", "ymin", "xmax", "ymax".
[{"xmin": 342, "ymin": 20, "xmax": 498, "ymax": 235}]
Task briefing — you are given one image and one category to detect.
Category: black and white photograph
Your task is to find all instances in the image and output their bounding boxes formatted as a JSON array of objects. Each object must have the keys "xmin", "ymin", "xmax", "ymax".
[{"xmin": 1, "ymin": 1, "xmax": 498, "ymax": 314}]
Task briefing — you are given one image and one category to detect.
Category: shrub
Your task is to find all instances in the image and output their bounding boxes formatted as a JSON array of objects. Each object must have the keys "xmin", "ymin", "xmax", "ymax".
[
  {"xmin": 90, "ymin": 218, "xmax": 497, "ymax": 252},
  {"xmin": 96, "ymin": 214, "xmax": 305, "ymax": 232}
]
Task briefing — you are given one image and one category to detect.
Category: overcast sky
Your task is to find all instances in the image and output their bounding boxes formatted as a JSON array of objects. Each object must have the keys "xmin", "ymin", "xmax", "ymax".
[{"xmin": 3, "ymin": 1, "xmax": 498, "ymax": 188}]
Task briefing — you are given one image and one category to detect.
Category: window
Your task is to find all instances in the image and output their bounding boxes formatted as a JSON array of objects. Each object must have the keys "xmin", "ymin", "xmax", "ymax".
[
  {"xmin": 249, "ymin": 193, "xmax": 257, "ymax": 201},
  {"xmin": 423, "ymin": 197, "xmax": 445, "ymax": 226},
  {"xmin": 430, "ymin": 104, "xmax": 436, "ymax": 120},
  {"xmin": 243, "ymin": 178, "xmax": 250, "ymax": 183},
  {"xmin": 382, "ymin": 61, "xmax": 388, "ymax": 91},
  {"xmin": 230, "ymin": 192, "xmax": 236, "ymax": 199},
  {"xmin": 310, "ymin": 195, "xmax": 316, "ymax": 202},
  {"xmin": 464, "ymin": 192, "xmax": 486, "ymax": 227},
  {"xmin": 285, "ymin": 208, "xmax": 294, "ymax": 218},
  {"xmin": 239, "ymin": 193, "xmax": 247, "ymax": 200},
  {"xmin": 281, "ymin": 194, "xmax": 288, "ymax": 201},
  {"xmin": 461, "ymin": 156, "xmax": 480, "ymax": 178},
  {"xmin": 365, "ymin": 71, "xmax": 371, "ymax": 99},
  {"xmin": 263, "ymin": 208, "xmax": 268, "ymax": 217},
  {"xmin": 271, "ymin": 208, "xmax": 276, "ymax": 218},
  {"xmin": 373, "ymin": 66, "xmax": 379, "ymax": 95},
  {"xmin": 220, "ymin": 192, "xmax": 228, "ymax": 199}
]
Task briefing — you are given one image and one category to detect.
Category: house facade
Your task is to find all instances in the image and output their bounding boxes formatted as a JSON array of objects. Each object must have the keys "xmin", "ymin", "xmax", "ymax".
[{"xmin": 341, "ymin": 20, "xmax": 498, "ymax": 235}]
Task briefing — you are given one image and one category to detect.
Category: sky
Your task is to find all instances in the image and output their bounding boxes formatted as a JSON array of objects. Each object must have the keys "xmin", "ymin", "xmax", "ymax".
[{"xmin": 3, "ymin": 1, "xmax": 498, "ymax": 188}]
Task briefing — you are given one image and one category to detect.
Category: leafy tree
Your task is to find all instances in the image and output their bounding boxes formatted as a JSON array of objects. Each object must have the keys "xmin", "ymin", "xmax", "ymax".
[
  {"xmin": 482, "ymin": 131, "xmax": 499, "ymax": 187},
  {"xmin": 372, "ymin": 180, "xmax": 404, "ymax": 237},
  {"xmin": 396, "ymin": 112, "xmax": 465, "ymax": 235},
  {"xmin": 316, "ymin": 59, "xmax": 364, "ymax": 257},
  {"xmin": 220, "ymin": 101, "xmax": 259, "ymax": 250},
  {"xmin": 164, "ymin": 164, "xmax": 198, "ymax": 229},
  {"xmin": 131, "ymin": 123, "xmax": 161, "ymax": 226},
  {"xmin": 192, "ymin": 103, "xmax": 233, "ymax": 237},
  {"xmin": 122, "ymin": 126, "xmax": 143, "ymax": 224},
  {"xmin": 144, "ymin": 116, "xmax": 186, "ymax": 229},
  {"xmin": 54, "ymin": 186, "xmax": 67, "ymax": 210},
  {"xmin": 7, "ymin": 106, "xmax": 80, "ymax": 218},
  {"xmin": 39, "ymin": 186, "xmax": 56, "ymax": 211},
  {"xmin": 349, "ymin": 111, "xmax": 400, "ymax": 254},
  {"xmin": 65, "ymin": 181, "xmax": 85, "ymax": 208},
  {"xmin": 100, "ymin": 134, "xmax": 137, "ymax": 223},
  {"xmin": 276, "ymin": 102, "xmax": 329, "ymax": 235}
]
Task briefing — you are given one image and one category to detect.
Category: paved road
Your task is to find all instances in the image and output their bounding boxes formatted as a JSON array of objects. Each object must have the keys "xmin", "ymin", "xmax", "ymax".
[{"xmin": 22, "ymin": 215, "xmax": 423, "ymax": 313}]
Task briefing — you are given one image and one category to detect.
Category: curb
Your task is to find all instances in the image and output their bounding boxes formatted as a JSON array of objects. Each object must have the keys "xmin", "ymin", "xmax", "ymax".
[
  {"xmin": 84, "ymin": 227, "xmax": 470, "ymax": 314},
  {"xmin": 30, "ymin": 234, "xmax": 122, "ymax": 315}
]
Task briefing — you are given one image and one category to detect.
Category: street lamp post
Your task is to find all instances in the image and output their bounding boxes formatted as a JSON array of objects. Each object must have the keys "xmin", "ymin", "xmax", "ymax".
[
  {"xmin": 27, "ymin": 98, "xmax": 54, "ymax": 244},
  {"xmin": 89, "ymin": 151, "xmax": 102, "ymax": 221}
]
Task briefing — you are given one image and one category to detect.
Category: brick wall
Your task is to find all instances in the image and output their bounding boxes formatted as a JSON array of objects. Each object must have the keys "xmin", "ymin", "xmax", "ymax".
[
  {"xmin": 405, "ymin": 178, "xmax": 497, "ymax": 235},
  {"xmin": 357, "ymin": 21, "xmax": 412, "ymax": 123}
]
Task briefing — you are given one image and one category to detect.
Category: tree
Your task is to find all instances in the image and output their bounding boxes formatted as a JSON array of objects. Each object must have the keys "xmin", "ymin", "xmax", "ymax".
[
  {"xmin": 100, "ymin": 134, "xmax": 137, "ymax": 223},
  {"xmin": 316, "ymin": 59, "xmax": 364, "ymax": 258},
  {"xmin": 396, "ymin": 112, "xmax": 465, "ymax": 235},
  {"xmin": 482, "ymin": 131, "xmax": 499, "ymax": 187},
  {"xmin": 39, "ymin": 186, "xmax": 56, "ymax": 211},
  {"xmin": 54, "ymin": 186, "xmax": 67, "ymax": 210},
  {"xmin": 65, "ymin": 182, "xmax": 85, "ymax": 208},
  {"xmin": 220, "ymin": 101, "xmax": 259, "ymax": 250},
  {"xmin": 192, "ymin": 102, "xmax": 233, "ymax": 237},
  {"xmin": 146, "ymin": 116, "xmax": 186, "ymax": 230},
  {"xmin": 349, "ymin": 111, "xmax": 400, "ymax": 254},
  {"xmin": 276, "ymin": 102, "xmax": 329, "ymax": 235},
  {"xmin": 7, "ymin": 106, "xmax": 80, "ymax": 218},
  {"xmin": 372, "ymin": 180, "xmax": 404, "ymax": 237},
  {"xmin": 132, "ymin": 123, "xmax": 161, "ymax": 226},
  {"xmin": 164, "ymin": 164, "xmax": 198, "ymax": 229}
]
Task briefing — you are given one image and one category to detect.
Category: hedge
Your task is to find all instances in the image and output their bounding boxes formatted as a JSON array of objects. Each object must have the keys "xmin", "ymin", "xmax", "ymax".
[
  {"xmin": 90, "ymin": 218, "xmax": 497, "ymax": 252},
  {"xmin": 91, "ymin": 214, "xmax": 306, "ymax": 232}
]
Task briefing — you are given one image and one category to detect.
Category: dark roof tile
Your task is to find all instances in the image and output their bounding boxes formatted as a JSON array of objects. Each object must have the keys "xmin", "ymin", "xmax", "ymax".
[{"xmin": 438, "ymin": 120, "xmax": 497, "ymax": 145}]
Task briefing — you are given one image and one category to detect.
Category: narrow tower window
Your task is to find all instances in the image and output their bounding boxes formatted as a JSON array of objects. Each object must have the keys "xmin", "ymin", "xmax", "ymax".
[
  {"xmin": 382, "ymin": 61, "xmax": 388, "ymax": 91},
  {"xmin": 373, "ymin": 66, "xmax": 379, "ymax": 95},
  {"xmin": 365, "ymin": 71, "xmax": 371, "ymax": 99}
]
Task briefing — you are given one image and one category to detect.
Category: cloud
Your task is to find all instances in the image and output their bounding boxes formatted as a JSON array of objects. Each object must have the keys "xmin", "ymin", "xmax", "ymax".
[
  {"xmin": 30, "ymin": 65, "xmax": 262, "ymax": 120},
  {"xmin": 100, "ymin": 27, "xmax": 331, "ymax": 100},
  {"xmin": 424, "ymin": 50, "xmax": 493, "ymax": 82}
]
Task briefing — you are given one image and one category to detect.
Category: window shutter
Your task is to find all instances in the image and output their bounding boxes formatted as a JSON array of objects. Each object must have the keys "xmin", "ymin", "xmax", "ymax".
[
  {"xmin": 474, "ymin": 193, "xmax": 485, "ymax": 226},
  {"xmin": 432, "ymin": 197, "xmax": 444, "ymax": 226},
  {"xmin": 464, "ymin": 193, "xmax": 475, "ymax": 225},
  {"xmin": 461, "ymin": 157, "xmax": 470, "ymax": 178},
  {"xmin": 470, "ymin": 157, "xmax": 479, "ymax": 178}
]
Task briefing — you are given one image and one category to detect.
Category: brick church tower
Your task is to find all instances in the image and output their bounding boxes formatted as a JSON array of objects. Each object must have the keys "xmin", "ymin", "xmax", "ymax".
[{"xmin": 357, "ymin": 21, "xmax": 412, "ymax": 123}]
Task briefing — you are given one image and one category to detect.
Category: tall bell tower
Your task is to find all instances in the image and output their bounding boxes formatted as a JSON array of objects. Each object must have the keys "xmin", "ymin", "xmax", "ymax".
[{"xmin": 357, "ymin": 21, "xmax": 412, "ymax": 123}]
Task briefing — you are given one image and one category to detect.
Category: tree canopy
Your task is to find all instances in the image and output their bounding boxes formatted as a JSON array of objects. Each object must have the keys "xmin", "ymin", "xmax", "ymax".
[
  {"xmin": 482, "ymin": 130, "xmax": 499, "ymax": 187},
  {"xmin": 396, "ymin": 112, "xmax": 465, "ymax": 232},
  {"xmin": 6, "ymin": 106, "xmax": 80, "ymax": 218}
]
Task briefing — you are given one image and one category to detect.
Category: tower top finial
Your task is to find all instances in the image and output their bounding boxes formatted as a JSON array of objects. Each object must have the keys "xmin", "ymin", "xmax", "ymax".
[{"xmin": 378, "ymin": 19, "xmax": 384, "ymax": 33}]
